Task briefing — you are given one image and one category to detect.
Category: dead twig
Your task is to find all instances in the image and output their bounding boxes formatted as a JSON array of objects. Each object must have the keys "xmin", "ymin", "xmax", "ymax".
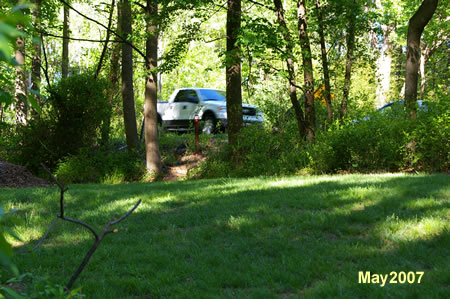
[
  {"xmin": 66, "ymin": 199, "xmax": 141, "ymax": 290},
  {"xmin": 32, "ymin": 163, "xmax": 142, "ymax": 291}
]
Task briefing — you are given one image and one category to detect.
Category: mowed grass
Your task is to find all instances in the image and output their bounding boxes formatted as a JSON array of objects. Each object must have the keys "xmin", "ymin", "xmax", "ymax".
[{"xmin": 1, "ymin": 173, "xmax": 449, "ymax": 298}]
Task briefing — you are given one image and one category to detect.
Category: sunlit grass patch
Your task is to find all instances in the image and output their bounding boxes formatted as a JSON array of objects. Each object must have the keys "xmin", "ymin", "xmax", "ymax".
[
  {"xmin": 378, "ymin": 214, "xmax": 449, "ymax": 242},
  {"xmin": 0, "ymin": 173, "xmax": 448, "ymax": 298}
]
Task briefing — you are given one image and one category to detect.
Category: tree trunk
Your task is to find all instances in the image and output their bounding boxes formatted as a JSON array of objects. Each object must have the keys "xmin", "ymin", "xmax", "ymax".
[
  {"xmin": 273, "ymin": 0, "xmax": 305, "ymax": 138},
  {"xmin": 95, "ymin": 0, "xmax": 116, "ymax": 79},
  {"xmin": 102, "ymin": 1, "xmax": 121, "ymax": 145},
  {"xmin": 31, "ymin": 0, "xmax": 42, "ymax": 119},
  {"xmin": 375, "ymin": 24, "xmax": 393, "ymax": 107},
  {"xmin": 419, "ymin": 40, "xmax": 444, "ymax": 100},
  {"xmin": 314, "ymin": 0, "xmax": 332, "ymax": 124},
  {"xmin": 419, "ymin": 44, "xmax": 429, "ymax": 99},
  {"xmin": 405, "ymin": 0, "xmax": 438, "ymax": 119},
  {"xmin": 144, "ymin": 0, "xmax": 162, "ymax": 176},
  {"xmin": 62, "ymin": 3, "xmax": 70, "ymax": 78},
  {"xmin": 121, "ymin": 0, "xmax": 139, "ymax": 150},
  {"xmin": 226, "ymin": 0, "xmax": 243, "ymax": 150},
  {"xmin": 15, "ymin": 24, "xmax": 27, "ymax": 125},
  {"xmin": 297, "ymin": 0, "xmax": 315, "ymax": 142},
  {"xmin": 340, "ymin": 14, "xmax": 355, "ymax": 119}
]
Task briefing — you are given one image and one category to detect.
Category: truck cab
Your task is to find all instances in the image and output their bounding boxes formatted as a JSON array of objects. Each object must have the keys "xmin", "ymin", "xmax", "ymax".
[{"xmin": 157, "ymin": 88, "xmax": 263, "ymax": 134}]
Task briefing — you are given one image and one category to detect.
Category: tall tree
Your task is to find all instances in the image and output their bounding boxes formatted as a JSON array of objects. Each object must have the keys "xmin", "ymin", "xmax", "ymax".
[
  {"xmin": 340, "ymin": 4, "xmax": 356, "ymax": 119},
  {"xmin": 15, "ymin": 22, "xmax": 27, "ymax": 125},
  {"xmin": 226, "ymin": 0, "xmax": 243, "ymax": 151},
  {"xmin": 31, "ymin": 0, "xmax": 42, "ymax": 117},
  {"xmin": 121, "ymin": 0, "xmax": 139, "ymax": 150},
  {"xmin": 144, "ymin": 0, "xmax": 162, "ymax": 176},
  {"xmin": 62, "ymin": 1, "xmax": 70, "ymax": 78},
  {"xmin": 273, "ymin": 0, "xmax": 306, "ymax": 138},
  {"xmin": 418, "ymin": 3, "xmax": 447, "ymax": 99},
  {"xmin": 419, "ymin": 38, "xmax": 445, "ymax": 99},
  {"xmin": 314, "ymin": 0, "xmax": 332, "ymax": 124},
  {"xmin": 104, "ymin": 0, "xmax": 122, "ymax": 144},
  {"xmin": 374, "ymin": 0, "xmax": 395, "ymax": 107},
  {"xmin": 95, "ymin": 0, "xmax": 116, "ymax": 79},
  {"xmin": 297, "ymin": 0, "xmax": 315, "ymax": 141},
  {"xmin": 405, "ymin": 0, "xmax": 438, "ymax": 118}
]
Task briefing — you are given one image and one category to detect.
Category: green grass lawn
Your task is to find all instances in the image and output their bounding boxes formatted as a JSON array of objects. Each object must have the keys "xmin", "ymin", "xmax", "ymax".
[{"xmin": 1, "ymin": 173, "xmax": 449, "ymax": 298}]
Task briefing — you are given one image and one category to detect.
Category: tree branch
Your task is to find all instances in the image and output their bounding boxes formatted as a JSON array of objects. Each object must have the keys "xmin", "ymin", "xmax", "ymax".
[
  {"xmin": 66, "ymin": 199, "xmax": 142, "ymax": 290},
  {"xmin": 95, "ymin": 0, "xmax": 116, "ymax": 79},
  {"xmin": 31, "ymin": 216, "xmax": 58, "ymax": 251},
  {"xmin": 41, "ymin": 31, "xmax": 120, "ymax": 43},
  {"xmin": 40, "ymin": 33, "xmax": 51, "ymax": 87},
  {"xmin": 63, "ymin": 216, "xmax": 100, "ymax": 240},
  {"xmin": 34, "ymin": 164, "xmax": 142, "ymax": 291},
  {"xmin": 246, "ymin": 0, "xmax": 275, "ymax": 11},
  {"xmin": 57, "ymin": 0, "xmax": 146, "ymax": 59}
]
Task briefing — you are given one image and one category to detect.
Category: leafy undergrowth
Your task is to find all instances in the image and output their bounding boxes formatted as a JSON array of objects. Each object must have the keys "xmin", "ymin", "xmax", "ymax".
[{"xmin": 1, "ymin": 174, "xmax": 449, "ymax": 297}]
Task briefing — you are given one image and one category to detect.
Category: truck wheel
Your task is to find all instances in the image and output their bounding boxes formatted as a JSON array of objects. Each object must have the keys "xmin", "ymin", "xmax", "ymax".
[{"xmin": 202, "ymin": 115, "xmax": 216, "ymax": 135}]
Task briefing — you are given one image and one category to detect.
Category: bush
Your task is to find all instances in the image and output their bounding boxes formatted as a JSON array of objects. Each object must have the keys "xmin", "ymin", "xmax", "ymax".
[
  {"xmin": 47, "ymin": 73, "xmax": 112, "ymax": 157},
  {"xmin": 310, "ymin": 115, "xmax": 410, "ymax": 173},
  {"xmin": 4, "ymin": 73, "xmax": 112, "ymax": 172},
  {"xmin": 55, "ymin": 147, "xmax": 145, "ymax": 184},
  {"xmin": 404, "ymin": 107, "xmax": 449, "ymax": 172},
  {"xmin": 191, "ymin": 104, "xmax": 448, "ymax": 178},
  {"xmin": 189, "ymin": 124, "xmax": 310, "ymax": 178}
]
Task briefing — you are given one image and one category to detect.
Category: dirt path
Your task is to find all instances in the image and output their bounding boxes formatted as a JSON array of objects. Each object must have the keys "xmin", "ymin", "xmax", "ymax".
[{"xmin": 163, "ymin": 153, "xmax": 205, "ymax": 181}]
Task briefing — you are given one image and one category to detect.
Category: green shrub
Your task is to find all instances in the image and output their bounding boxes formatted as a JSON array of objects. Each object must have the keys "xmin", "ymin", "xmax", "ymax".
[
  {"xmin": 404, "ymin": 107, "xmax": 449, "ymax": 172},
  {"xmin": 189, "ymin": 124, "xmax": 309, "ymax": 178},
  {"xmin": 48, "ymin": 73, "xmax": 112, "ymax": 157},
  {"xmin": 4, "ymin": 73, "xmax": 112, "ymax": 172},
  {"xmin": 190, "ymin": 104, "xmax": 448, "ymax": 178},
  {"xmin": 55, "ymin": 147, "xmax": 145, "ymax": 184},
  {"xmin": 310, "ymin": 115, "xmax": 410, "ymax": 173}
]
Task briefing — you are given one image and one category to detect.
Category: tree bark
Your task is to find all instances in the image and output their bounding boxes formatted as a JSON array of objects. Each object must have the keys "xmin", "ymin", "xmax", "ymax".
[
  {"xmin": 102, "ymin": 1, "xmax": 121, "ymax": 145},
  {"xmin": 15, "ymin": 24, "xmax": 27, "ymax": 125},
  {"xmin": 31, "ymin": 0, "xmax": 42, "ymax": 118},
  {"xmin": 340, "ymin": 13, "xmax": 355, "ymax": 119},
  {"xmin": 273, "ymin": 0, "xmax": 305, "ymax": 138},
  {"xmin": 62, "ymin": 2, "xmax": 70, "ymax": 78},
  {"xmin": 226, "ymin": 0, "xmax": 243, "ymax": 150},
  {"xmin": 297, "ymin": 0, "xmax": 315, "ymax": 141},
  {"xmin": 419, "ymin": 39, "xmax": 444, "ymax": 99},
  {"xmin": 405, "ymin": 0, "xmax": 438, "ymax": 118},
  {"xmin": 419, "ymin": 43, "xmax": 429, "ymax": 99},
  {"xmin": 375, "ymin": 24, "xmax": 394, "ymax": 107},
  {"xmin": 314, "ymin": 0, "xmax": 332, "ymax": 124},
  {"xmin": 144, "ymin": 0, "xmax": 162, "ymax": 176},
  {"xmin": 121, "ymin": 0, "xmax": 139, "ymax": 150},
  {"xmin": 95, "ymin": 0, "xmax": 116, "ymax": 79}
]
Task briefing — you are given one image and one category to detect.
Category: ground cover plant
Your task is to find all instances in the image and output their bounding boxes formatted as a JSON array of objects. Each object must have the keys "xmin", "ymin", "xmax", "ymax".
[{"xmin": 1, "ymin": 173, "xmax": 449, "ymax": 297}]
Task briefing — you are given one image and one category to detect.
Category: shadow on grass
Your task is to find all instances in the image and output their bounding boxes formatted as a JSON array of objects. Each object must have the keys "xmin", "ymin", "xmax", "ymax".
[{"xmin": 2, "ymin": 174, "xmax": 449, "ymax": 297}]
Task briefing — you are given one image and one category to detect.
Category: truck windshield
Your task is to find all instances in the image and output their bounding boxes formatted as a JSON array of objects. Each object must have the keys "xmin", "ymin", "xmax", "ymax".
[{"xmin": 199, "ymin": 89, "xmax": 226, "ymax": 101}]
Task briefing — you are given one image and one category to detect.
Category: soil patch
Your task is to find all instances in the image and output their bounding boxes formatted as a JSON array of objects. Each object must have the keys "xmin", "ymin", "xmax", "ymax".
[
  {"xmin": 163, "ymin": 153, "xmax": 206, "ymax": 182},
  {"xmin": 0, "ymin": 160, "xmax": 50, "ymax": 188}
]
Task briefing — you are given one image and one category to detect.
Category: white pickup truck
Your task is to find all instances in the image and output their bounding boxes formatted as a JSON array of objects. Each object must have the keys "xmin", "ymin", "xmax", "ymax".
[{"xmin": 157, "ymin": 88, "xmax": 263, "ymax": 134}]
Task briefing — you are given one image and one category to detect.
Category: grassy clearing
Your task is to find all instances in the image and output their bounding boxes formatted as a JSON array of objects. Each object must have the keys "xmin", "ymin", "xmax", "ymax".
[{"xmin": 1, "ymin": 173, "xmax": 449, "ymax": 298}]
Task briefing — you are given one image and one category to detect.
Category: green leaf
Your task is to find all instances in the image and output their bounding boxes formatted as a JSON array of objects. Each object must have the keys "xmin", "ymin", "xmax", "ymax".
[
  {"xmin": 0, "ymin": 234, "xmax": 13, "ymax": 257},
  {"xmin": 0, "ymin": 250, "xmax": 19, "ymax": 276},
  {"xmin": 3, "ymin": 227, "xmax": 22, "ymax": 242},
  {"xmin": 0, "ymin": 286, "xmax": 25, "ymax": 299},
  {"xmin": 26, "ymin": 92, "xmax": 42, "ymax": 113},
  {"xmin": 0, "ymin": 89, "xmax": 13, "ymax": 106},
  {"xmin": 0, "ymin": 34, "xmax": 12, "ymax": 61}
]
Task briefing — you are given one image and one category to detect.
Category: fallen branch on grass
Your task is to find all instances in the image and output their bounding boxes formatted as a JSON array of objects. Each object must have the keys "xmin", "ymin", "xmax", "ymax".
[{"xmin": 32, "ymin": 163, "xmax": 141, "ymax": 290}]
